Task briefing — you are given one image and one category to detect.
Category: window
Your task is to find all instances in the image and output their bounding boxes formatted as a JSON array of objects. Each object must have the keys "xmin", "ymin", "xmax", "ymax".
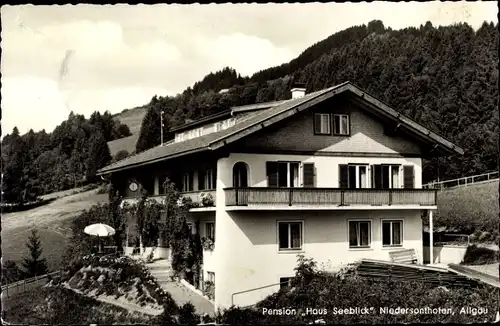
[
  {"xmin": 233, "ymin": 162, "xmax": 248, "ymax": 187},
  {"xmin": 279, "ymin": 277, "xmax": 292, "ymax": 290},
  {"xmin": 333, "ymin": 114, "xmax": 349, "ymax": 135},
  {"xmin": 348, "ymin": 220, "xmax": 371, "ymax": 248},
  {"xmin": 372, "ymin": 165, "xmax": 400, "ymax": 189},
  {"xmin": 182, "ymin": 172, "xmax": 193, "ymax": 192},
  {"xmin": 187, "ymin": 222, "xmax": 193, "ymax": 233},
  {"xmin": 278, "ymin": 221, "xmax": 303, "ymax": 251},
  {"xmin": 199, "ymin": 169, "xmax": 216, "ymax": 190},
  {"xmin": 205, "ymin": 222, "xmax": 215, "ymax": 241},
  {"xmin": 382, "ymin": 220, "xmax": 403, "ymax": 247},
  {"xmin": 314, "ymin": 113, "xmax": 331, "ymax": 135},
  {"xmin": 214, "ymin": 122, "xmax": 223, "ymax": 132},
  {"xmin": 339, "ymin": 164, "xmax": 369, "ymax": 189},
  {"xmin": 266, "ymin": 162, "xmax": 299, "ymax": 188},
  {"xmin": 205, "ymin": 169, "xmax": 214, "ymax": 190},
  {"xmin": 207, "ymin": 271, "xmax": 215, "ymax": 283}
]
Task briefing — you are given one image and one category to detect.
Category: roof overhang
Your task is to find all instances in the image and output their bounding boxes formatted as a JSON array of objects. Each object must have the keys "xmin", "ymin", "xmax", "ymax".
[
  {"xmin": 97, "ymin": 146, "xmax": 209, "ymax": 176},
  {"xmin": 207, "ymin": 82, "xmax": 464, "ymax": 156},
  {"xmin": 98, "ymin": 81, "xmax": 463, "ymax": 176}
]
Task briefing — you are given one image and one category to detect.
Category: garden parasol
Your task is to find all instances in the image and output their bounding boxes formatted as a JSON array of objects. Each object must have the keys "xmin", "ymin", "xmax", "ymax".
[{"xmin": 84, "ymin": 223, "xmax": 116, "ymax": 253}]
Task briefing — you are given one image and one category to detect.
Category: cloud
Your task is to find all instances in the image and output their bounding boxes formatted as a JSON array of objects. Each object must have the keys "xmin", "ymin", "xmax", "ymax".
[
  {"xmin": 1, "ymin": 77, "xmax": 70, "ymax": 135},
  {"xmin": 199, "ymin": 33, "xmax": 296, "ymax": 76},
  {"xmin": 1, "ymin": 76, "xmax": 171, "ymax": 135}
]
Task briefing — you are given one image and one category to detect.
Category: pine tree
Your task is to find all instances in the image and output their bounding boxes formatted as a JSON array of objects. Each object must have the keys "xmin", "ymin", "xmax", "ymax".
[
  {"xmin": 22, "ymin": 229, "xmax": 48, "ymax": 277},
  {"xmin": 135, "ymin": 105, "xmax": 161, "ymax": 153},
  {"xmin": 86, "ymin": 131, "xmax": 112, "ymax": 183}
]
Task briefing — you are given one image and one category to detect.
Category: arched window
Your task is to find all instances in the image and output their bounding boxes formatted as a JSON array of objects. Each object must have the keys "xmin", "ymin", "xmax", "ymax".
[{"xmin": 233, "ymin": 162, "xmax": 249, "ymax": 188}]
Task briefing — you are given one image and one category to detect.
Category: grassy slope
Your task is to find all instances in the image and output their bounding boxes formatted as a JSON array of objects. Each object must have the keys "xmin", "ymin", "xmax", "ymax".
[
  {"xmin": 1, "ymin": 188, "xmax": 108, "ymax": 271},
  {"xmin": 3, "ymin": 287, "xmax": 154, "ymax": 324},
  {"xmin": 108, "ymin": 106, "xmax": 147, "ymax": 156},
  {"xmin": 432, "ymin": 180, "xmax": 499, "ymax": 233}
]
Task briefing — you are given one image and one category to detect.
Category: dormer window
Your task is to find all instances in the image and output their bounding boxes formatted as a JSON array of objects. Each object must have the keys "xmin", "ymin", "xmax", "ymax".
[
  {"xmin": 314, "ymin": 113, "xmax": 331, "ymax": 135},
  {"xmin": 333, "ymin": 114, "xmax": 350, "ymax": 135}
]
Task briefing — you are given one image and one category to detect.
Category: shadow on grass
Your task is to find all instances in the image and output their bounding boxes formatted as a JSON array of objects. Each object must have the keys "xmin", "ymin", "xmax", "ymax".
[{"xmin": 1, "ymin": 198, "xmax": 57, "ymax": 214}]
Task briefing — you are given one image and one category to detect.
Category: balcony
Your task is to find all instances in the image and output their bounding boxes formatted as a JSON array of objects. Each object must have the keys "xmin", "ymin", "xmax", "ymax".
[{"xmin": 224, "ymin": 187, "xmax": 437, "ymax": 210}]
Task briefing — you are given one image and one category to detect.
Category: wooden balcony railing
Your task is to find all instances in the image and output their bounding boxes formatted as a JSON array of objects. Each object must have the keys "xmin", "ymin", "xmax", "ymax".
[{"xmin": 224, "ymin": 187, "xmax": 437, "ymax": 207}]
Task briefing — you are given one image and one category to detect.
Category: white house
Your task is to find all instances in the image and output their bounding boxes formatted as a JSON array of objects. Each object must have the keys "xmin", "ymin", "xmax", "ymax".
[{"xmin": 97, "ymin": 81, "xmax": 464, "ymax": 311}]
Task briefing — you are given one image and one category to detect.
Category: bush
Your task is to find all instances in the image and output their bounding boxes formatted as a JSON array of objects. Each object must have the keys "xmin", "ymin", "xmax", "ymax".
[
  {"xmin": 461, "ymin": 245, "xmax": 499, "ymax": 265},
  {"xmin": 178, "ymin": 302, "xmax": 201, "ymax": 325},
  {"xmin": 220, "ymin": 255, "xmax": 499, "ymax": 324}
]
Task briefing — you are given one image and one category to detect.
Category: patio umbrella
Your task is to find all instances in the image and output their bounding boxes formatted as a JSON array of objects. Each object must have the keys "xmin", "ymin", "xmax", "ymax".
[{"xmin": 84, "ymin": 223, "xmax": 116, "ymax": 253}]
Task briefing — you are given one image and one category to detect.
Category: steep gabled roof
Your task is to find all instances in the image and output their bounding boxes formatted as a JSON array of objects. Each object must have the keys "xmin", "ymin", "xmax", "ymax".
[{"xmin": 98, "ymin": 81, "xmax": 464, "ymax": 175}]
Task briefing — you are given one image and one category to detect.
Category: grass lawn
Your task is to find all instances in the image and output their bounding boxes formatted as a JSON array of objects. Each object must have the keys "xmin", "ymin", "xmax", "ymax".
[
  {"xmin": 3, "ymin": 286, "xmax": 154, "ymax": 324},
  {"xmin": 2, "ymin": 188, "xmax": 108, "ymax": 272},
  {"xmin": 427, "ymin": 180, "xmax": 499, "ymax": 235}
]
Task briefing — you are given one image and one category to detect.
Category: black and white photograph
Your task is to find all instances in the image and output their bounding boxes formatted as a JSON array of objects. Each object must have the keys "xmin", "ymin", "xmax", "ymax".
[{"xmin": 1, "ymin": 1, "xmax": 499, "ymax": 324}]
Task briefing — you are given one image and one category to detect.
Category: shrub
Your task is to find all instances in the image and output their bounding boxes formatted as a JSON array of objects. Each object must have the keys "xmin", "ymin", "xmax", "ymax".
[
  {"xmin": 220, "ymin": 255, "xmax": 499, "ymax": 324},
  {"xmin": 461, "ymin": 245, "xmax": 499, "ymax": 265},
  {"xmin": 178, "ymin": 302, "xmax": 201, "ymax": 325}
]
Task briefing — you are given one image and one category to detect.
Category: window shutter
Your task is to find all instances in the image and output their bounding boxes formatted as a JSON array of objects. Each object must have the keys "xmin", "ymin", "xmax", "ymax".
[
  {"xmin": 372, "ymin": 165, "xmax": 382, "ymax": 189},
  {"xmin": 266, "ymin": 161, "xmax": 278, "ymax": 187},
  {"xmin": 303, "ymin": 163, "xmax": 315, "ymax": 187},
  {"xmin": 339, "ymin": 165, "xmax": 348, "ymax": 188},
  {"xmin": 403, "ymin": 165, "xmax": 415, "ymax": 189},
  {"xmin": 314, "ymin": 114, "xmax": 321, "ymax": 134}
]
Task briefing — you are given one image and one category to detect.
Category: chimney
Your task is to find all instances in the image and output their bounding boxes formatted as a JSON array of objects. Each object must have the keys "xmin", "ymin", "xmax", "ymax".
[{"xmin": 291, "ymin": 82, "xmax": 306, "ymax": 99}]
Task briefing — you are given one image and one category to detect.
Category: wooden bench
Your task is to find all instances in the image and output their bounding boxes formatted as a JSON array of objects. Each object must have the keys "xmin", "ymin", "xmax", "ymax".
[{"xmin": 388, "ymin": 249, "xmax": 418, "ymax": 264}]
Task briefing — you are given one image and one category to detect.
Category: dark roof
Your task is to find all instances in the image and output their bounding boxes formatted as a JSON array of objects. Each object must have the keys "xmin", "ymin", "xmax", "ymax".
[
  {"xmin": 98, "ymin": 82, "xmax": 464, "ymax": 175},
  {"xmin": 170, "ymin": 99, "xmax": 291, "ymax": 133},
  {"xmin": 170, "ymin": 109, "xmax": 232, "ymax": 133}
]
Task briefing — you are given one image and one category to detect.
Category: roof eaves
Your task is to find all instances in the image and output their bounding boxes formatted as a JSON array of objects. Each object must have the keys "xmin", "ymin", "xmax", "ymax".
[
  {"xmin": 344, "ymin": 84, "xmax": 464, "ymax": 156},
  {"xmin": 97, "ymin": 145, "xmax": 209, "ymax": 175}
]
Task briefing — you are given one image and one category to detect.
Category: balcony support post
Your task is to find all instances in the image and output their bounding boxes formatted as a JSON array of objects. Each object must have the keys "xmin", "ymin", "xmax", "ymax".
[{"xmin": 429, "ymin": 210, "xmax": 434, "ymax": 264}]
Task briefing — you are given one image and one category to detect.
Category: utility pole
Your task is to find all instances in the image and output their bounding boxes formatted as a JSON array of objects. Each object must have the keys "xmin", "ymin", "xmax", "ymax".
[{"xmin": 160, "ymin": 110, "xmax": 164, "ymax": 146}]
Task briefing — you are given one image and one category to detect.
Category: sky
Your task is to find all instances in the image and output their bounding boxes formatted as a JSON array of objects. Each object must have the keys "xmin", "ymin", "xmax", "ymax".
[{"xmin": 1, "ymin": 2, "xmax": 497, "ymax": 136}]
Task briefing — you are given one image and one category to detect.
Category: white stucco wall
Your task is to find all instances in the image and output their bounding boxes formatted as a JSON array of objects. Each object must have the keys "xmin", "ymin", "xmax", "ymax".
[{"xmin": 214, "ymin": 154, "xmax": 424, "ymax": 310}]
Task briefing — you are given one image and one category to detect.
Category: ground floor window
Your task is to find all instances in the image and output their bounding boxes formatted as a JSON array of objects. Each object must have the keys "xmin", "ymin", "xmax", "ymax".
[
  {"xmin": 382, "ymin": 220, "xmax": 403, "ymax": 247},
  {"xmin": 206, "ymin": 271, "xmax": 215, "ymax": 283},
  {"xmin": 279, "ymin": 277, "xmax": 292, "ymax": 290},
  {"xmin": 205, "ymin": 222, "xmax": 215, "ymax": 241},
  {"xmin": 278, "ymin": 221, "xmax": 303, "ymax": 251},
  {"xmin": 348, "ymin": 220, "xmax": 371, "ymax": 248}
]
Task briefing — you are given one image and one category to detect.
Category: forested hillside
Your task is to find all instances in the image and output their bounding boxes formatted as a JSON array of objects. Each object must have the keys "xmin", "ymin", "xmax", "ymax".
[
  {"xmin": 2, "ymin": 20, "xmax": 497, "ymax": 204},
  {"xmin": 1, "ymin": 112, "xmax": 131, "ymax": 203},
  {"xmin": 134, "ymin": 20, "xmax": 498, "ymax": 183}
]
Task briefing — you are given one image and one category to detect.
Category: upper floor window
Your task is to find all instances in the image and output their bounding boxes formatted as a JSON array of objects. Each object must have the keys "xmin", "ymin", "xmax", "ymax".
[
  {"xmin": 198, "ymin": 169, "xmax": 216, "ymax": 190},
  {"xmin": 339, "ymin": 164, "xmax": 369, "ymax": 189},
  {"xmin": 333, "ymin": 114, "xmax": 349, "ymax": 135},
  {"xmin": 372, "ymin": 165, "xmax": 400, "ymax": 189},
  {"xmin": 314, "ymin": 113, "xmax": 331, "ymax": 135},
  {"xmin": 182, "ymin": 172, "xmax": 193, "ymax": 192},
  {"xmin": 266, "ymin": 161, "xmax": 299, "ymax": 188}
]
